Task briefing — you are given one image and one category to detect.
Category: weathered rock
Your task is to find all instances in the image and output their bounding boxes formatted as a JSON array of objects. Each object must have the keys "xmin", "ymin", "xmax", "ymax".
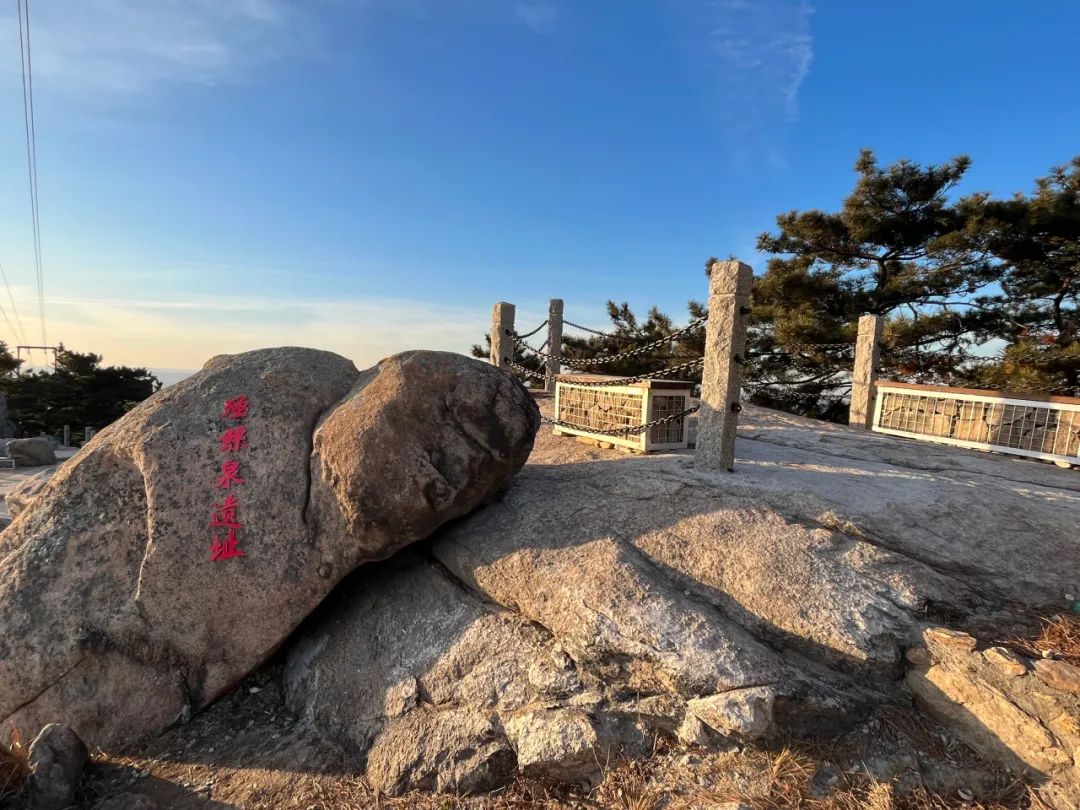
[
  {"xmin": 1, "ymin": 348, "xmax": 539, "ymax": 749},
  {"xmin": 1034, "ymin": 659, "xmax": 1080, "ymax": 695},
  {"xmin": 504, "ymin": 708, "xmax": 602, "ymax": 783},
  {"xmin": 982, "ymin": 646, "xmax": 1028, "ymax": 677},
  {"xmin": 429, "ymin": 446, "xmax": 953, "ymax": 728},
  {"xmin": 923, "ymin": 628, "xmax": 978, "ymax": 655},
  {"xmin": 7, "ymin": 437, "xmax": 56, "ymax": 467},
  {"xmin": 5, "ymin": 468, "xmax": 56, "ymax": 517},
  {"xmin": 365, "ymin": 709, "xmax": 516, "ymax": 795},
  {"xmin": 906, "ymin": 626, "xmax": 1080, "ymax": 801},
  {"xmin": 26, "ymin": 723, "xmax": 88, "ymax": 810},
  {"xmin": 285, "ymin": 553, "xmax": 551, "ymax": 794},
  {"xmin": 686, "ymin": 687, "xmax": 776, "ymax": 740}
]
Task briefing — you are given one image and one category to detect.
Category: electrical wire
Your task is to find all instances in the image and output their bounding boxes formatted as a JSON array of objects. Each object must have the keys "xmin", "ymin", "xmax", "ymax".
[
  {"xmin": 0, "ymin": 259, "xmax": 28, "ymax": 345},
  {"xmin": 17, "ymin": 0, "xmax": 47, "ymax": 346}
]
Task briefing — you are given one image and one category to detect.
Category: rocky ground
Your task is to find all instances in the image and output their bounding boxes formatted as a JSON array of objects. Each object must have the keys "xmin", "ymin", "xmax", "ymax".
[{"xmin": 2, "ymin": 389, "xmax": 1078, "ymax": 809}]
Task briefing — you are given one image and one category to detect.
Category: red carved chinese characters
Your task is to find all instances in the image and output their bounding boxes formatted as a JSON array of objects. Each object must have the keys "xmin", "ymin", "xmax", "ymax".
[
  {"xmin": 222, "ymin": 395, "xmax": 249, "ymax": 420},
  {"xmin": 210, "ymin": 494, "xmax": 241, "ymax": 528},
  {"xmin": 211, "ymin": 395, "xmax": 251, "ymax": 561},
  {"xmin": 219, "ymin": 425, "xmax": 248, "ymax": 453},
  {"xmin": 211, "ymin": 528, "xmax": 245, "ymax": 561},
  {"xmin": 216, "ymin": 460, "xmax": 245, "ymax": 489}
]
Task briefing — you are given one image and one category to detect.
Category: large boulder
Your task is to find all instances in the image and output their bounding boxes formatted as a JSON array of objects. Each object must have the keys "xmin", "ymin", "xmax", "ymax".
[
  {"xmin": 5, "ymin": 468, "xmax": 57, "ymax": 517},
  {"xmin": 284, "ymin": 400, "xmax": 1079, "ymax": 795},
  {"xmin": 0, "ymin": 348, "xmax": 539, "ymax": 749},
  {"xmin": 6, "ymin": 437, "xmax": 56, "ymax": 467}
]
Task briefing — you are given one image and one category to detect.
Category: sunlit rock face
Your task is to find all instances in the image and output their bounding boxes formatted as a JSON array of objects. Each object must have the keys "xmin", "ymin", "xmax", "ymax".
[{"xmin": 0, "ymin": 348, "xmax": 539, "ymax": 749}]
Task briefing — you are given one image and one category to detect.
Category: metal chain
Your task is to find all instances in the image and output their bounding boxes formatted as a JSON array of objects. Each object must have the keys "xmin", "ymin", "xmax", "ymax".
[
  {"xmin": 507, "ymin": 315, "xmax": 708, "ymax": 368},
  {"xmin": 514, "ymin": 320, "xmax": 548, "ymax": 339},
  {"xmin": 762, "ymin": 342, "xmax": 854, "ymax": 354},
  {"xmin": 563, "ymin": 319, "xmax": 646, "ymax": 338},
  {"xmin": 743, "ymin": 381, "xmax": 849, "ymax": 403},
  {"xmin": 506, "ymin": 357, "xmax": 703, "ymax": 386},
  {"xmin": 541, "ymin": 404, "xmax": 700, "ymax": 437}
]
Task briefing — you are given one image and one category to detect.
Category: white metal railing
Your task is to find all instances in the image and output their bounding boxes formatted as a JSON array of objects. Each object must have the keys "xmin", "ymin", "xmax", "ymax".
[
  {"xmin": 873, "ymin": 382, "xmax": 1080, "ymax": 465},
  {"xmin": 553, "ymin": 378, "xmax": 694, "ymax": 452}
]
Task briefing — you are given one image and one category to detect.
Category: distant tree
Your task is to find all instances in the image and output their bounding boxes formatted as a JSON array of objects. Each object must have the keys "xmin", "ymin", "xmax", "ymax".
[
  {"xmin": 0, "ymin": 341, "xmax": 24, "ymax": 377},
  {"xmin": 470, "ymin": 334, "xmax": 548, "ymax": 387},
  {"xmin": 0, "ymin": 345, "xmax": 161, "ymax": 438},
  {"xmin": 960, "ymin": 158, "xmax": 1080, "ymax": 394},
  {"xmin": 750, "ymin": 149, "xmax": 1002, "ymax": 417},
  {"xmin": 559, "ymin": 301, "xmax": 706, "ymax": 380}
]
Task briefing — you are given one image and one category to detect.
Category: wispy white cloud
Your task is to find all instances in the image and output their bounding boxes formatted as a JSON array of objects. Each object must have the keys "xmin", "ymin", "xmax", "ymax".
[
  {"xmin": 706, "ymin": 0, "xmax": 814, "ymax": 120},
  {"xmin": 0, "ymin": 0, "xmax": 315, "ymax": 95},
  {"xmin": 515, "ymin": 2, "xmax": 559, "ymax": 33}
]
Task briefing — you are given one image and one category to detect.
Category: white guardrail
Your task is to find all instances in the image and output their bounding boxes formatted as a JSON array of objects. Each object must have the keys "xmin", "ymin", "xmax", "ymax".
[{"xmin": 873, "ymin": 382, "xmax": 1080, "ymax": 465}]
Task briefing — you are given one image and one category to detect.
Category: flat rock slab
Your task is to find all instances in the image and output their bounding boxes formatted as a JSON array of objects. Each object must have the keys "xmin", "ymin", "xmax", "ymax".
[{"xmin": 286, "ymin": 401, "xmax": 1077, "ymax": 793}]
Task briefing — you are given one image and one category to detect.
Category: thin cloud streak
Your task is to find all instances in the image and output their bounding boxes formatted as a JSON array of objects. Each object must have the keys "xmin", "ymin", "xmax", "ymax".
[
  {"xmin": 705, "ymin": 0, "xmax": 814, "ymax": 121},
  {"xmin": 0, "ymin": 0, "xmax": 316, "ymax": 96}
]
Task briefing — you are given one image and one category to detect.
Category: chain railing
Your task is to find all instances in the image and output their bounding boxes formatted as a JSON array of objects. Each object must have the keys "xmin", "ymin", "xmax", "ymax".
[
  {"xmin": 784, "ymin": 342, "xmax": 855, "ymax": 353},
  {"xmin": 502, "ymin": 311, "xmax": 709, "ymax": 440},
  {"xmin": 512, "ymin": 319, "xmax": 548, "ymax": 339},
  {"xmin": 506, "ymin": 356, "xmax": 704, "ymax": 387},
  {"xmin": 541, "ymin": 405, "xmax": 700, "ymax": 437},
  {"xmin": 563, "ymin": 318, "xmax": 646, "ymax": 338},
  {"xmin": 507, "ymin": 315, "xmax": 707, "ymax": 369}
]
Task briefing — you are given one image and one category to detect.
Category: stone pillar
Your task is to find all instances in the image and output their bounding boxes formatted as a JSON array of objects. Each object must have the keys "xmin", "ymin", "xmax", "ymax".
[
  {"xmin": 849, "ymin": 314, "xmax": 884, "ymax": 430},
  {"xmin": 490, "ymin": 302, "xmax": 516, "ymax": 370},
  {"xmin": 63, "ymin": 425, "xmax": 70, "ymax": 447},
  {"xmin": 696, "ymin": 260, "xmax": 753, "ymax": 473},
  {"xmin": 545, "ymin": 298, "xmax": 563, "ymax": 393}
]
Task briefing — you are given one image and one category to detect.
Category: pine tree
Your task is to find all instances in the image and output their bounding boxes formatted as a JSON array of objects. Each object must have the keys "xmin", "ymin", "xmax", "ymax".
[
  {"xmin": 963, "ymin": 158, "xmax": 1080, "ymax": 394},
  {"xmin": 0, "ymin": 346, "xmax": 160, "ymax": 437},
  {"xmin": 751, "ymin": 149, "xmax": 1001, "ymax": 417}
]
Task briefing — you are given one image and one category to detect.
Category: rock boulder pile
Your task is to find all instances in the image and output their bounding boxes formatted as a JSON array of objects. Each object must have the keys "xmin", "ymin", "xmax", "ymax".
[
  {"xmin": 0, "ymin": 348, "xmax": 539, "ymax": 749},
  {"xmin": 285, "ymin": 403, "xmax": 1080, "ymax": 803}
]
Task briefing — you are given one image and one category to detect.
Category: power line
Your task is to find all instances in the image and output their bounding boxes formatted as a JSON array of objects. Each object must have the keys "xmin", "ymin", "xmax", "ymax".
[
  {"xmin": 17, "ymin": 0, "xmax": 46, "ymax": 347},
  {"xmin": 0, "ymin": 260, "xmax": 27, "ymax": 346}
]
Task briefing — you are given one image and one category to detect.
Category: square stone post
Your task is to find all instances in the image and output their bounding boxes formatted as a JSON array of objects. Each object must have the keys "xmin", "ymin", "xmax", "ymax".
[
  {"xmin": 545, "ymin": 298, "xmax": 563, "ymax": 393},
  {"xmin": 849, "ymin": 314, "xmax": 884, "ymax": 429},
  {"xmin": 490, "ymin": 302, "xmax": 516, "ymax": 370},
  {"xmin": 696, "ymin": 260, "xmax": 753, "ymax": 472}
]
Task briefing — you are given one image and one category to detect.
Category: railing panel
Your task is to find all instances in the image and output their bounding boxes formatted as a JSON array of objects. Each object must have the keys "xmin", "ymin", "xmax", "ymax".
[{"xmin": 873, "ymin": 383, "xmax": 1080, "ymax": 464}]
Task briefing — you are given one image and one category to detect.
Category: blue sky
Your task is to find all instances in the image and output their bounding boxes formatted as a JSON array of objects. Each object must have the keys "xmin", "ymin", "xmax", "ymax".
[{"xmin": 0, "ymin": 0, "xmax": 1078, "ymax": 377}]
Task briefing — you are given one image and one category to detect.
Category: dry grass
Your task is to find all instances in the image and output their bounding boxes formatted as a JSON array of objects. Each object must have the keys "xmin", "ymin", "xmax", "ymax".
[
  {"xmin": 664, "ymin": 745, "xmax": 1031, "ymax": 810},
  {"xmin": 77, "ymin": 739, "xmax": 1045, "ymax": 810},
  {"xmin": 1008, "ymin": 613, "xmax": 1080, "ymax": 666},
  {"xmin": 0, "ymin": 726, "xmax": 28, "ymax": 805}
]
